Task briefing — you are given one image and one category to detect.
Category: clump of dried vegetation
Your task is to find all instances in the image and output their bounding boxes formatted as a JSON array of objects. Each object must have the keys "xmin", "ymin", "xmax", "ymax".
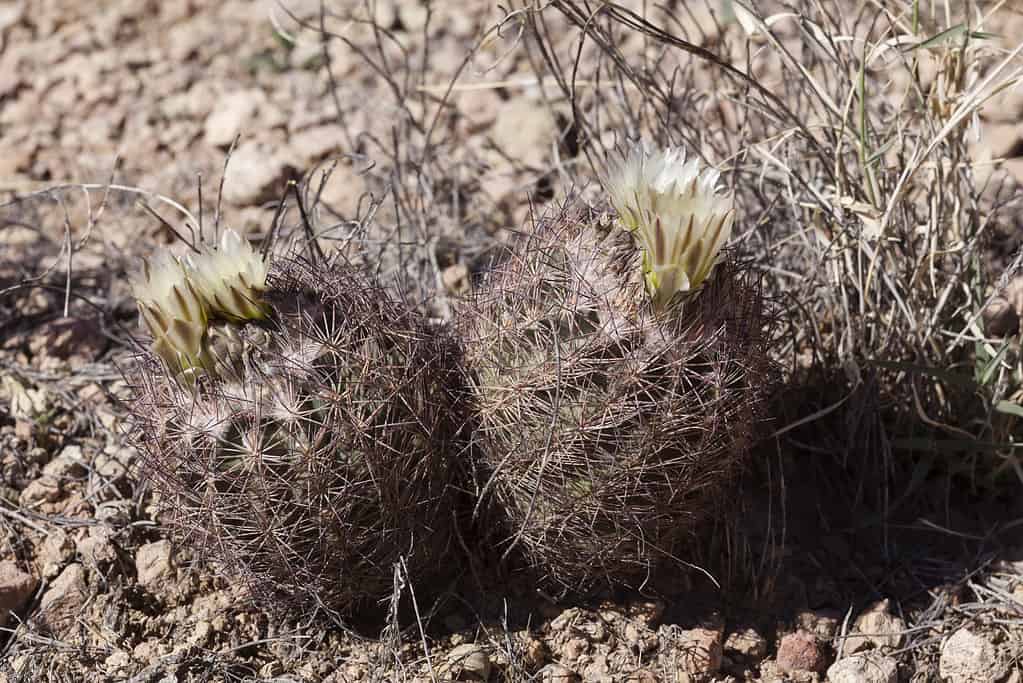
[{"xmin": 536, "ymin": 0, "xmax": 1023, "ymax": 533}]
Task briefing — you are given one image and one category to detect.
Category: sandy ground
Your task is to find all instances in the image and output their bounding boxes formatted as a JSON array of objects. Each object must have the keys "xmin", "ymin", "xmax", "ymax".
[{"xmin": 3, "ymin": 1, "xmax": 1023, "ymax": 681}]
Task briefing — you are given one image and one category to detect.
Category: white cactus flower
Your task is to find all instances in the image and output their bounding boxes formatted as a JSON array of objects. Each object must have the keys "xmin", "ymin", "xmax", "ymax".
[
  {"xmin": 606, "ymin": 144, "xmax": 734, "ymax": 309},
  {"xmin": 132, "ymin": 252, "xmax": 209, "ymax": 374},
  {"xmin": 186, "ymin": 228, "xmax": 270, "ymax": 323}
]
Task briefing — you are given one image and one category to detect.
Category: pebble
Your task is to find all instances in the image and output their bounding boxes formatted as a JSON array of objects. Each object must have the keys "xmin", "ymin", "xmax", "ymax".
[
  {"xmin": 204, "ymin": 89, "xmax": 264, "ymax": 146},
  {"xmin": 0, "ymin": 561, "xmax": 37, "ymax": 627},
  {"xmin": 777, "ymin": 630, "xmax": 827, "ymax": 673},
  {"xmin": 442, "ymin": 644, "xmax": 491, "ymax": 681},
  {"xmin": 37, "ymin": 563, "xmax": 87, "ymax": 634},
  {"xmin": 844, "ymin": 600, "xmax": 905, "ymax": 653},
  {"xmin": 136, "ymin": 540, "xmax": 175, "ymax": 593},
  {"xmin": 540, "ymin": 663, "xmax": 580, "ymax": 682},
  {"xmin": 675, "ymin": 626, "xmax": 723, "ymax": 675},
  {"xmin": 222, "ymin": 141, "xmax": 289, "ymax": 205},
  {"xmin": 725, "ymin": 627, "xmax": 768, "ymax": 662},
  {"xmin": 827, "ymin": 652, "xmax": 898, "ymax": 683},
  {"xmin": 939, "ymin": 627, "xmax": 1006, "ymax": 683}
]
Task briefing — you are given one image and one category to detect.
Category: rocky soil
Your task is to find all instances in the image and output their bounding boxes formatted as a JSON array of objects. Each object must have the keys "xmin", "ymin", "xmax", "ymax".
[{"xmin": 2, "ymin": 1, "xmax": 1023, "ymax": 681}]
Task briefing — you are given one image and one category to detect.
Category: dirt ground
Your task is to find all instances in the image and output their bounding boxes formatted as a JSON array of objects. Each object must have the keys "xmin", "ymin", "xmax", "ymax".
[{"xmin": 3, "ymin": 1, "xmax": 1023, "ymax": 681}]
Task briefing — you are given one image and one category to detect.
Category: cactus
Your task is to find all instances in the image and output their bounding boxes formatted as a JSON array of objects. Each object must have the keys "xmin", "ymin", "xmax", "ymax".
[
  {"xmin": 458, "ymin": 202, "xmax": 772, "ymax": 593},
  {"xmin": 129, "ymin": 253, "xmax": 466, "ymax": 618}
]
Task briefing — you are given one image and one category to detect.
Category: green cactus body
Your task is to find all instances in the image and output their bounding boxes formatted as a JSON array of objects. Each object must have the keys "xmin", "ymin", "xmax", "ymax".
[
  {"xmin": 132, "ymin": 257, "xmax": 465, "ymax": 618},
  {"xmin": 460, "ymin": 205, "xmax": 771, "ymax": 593}
]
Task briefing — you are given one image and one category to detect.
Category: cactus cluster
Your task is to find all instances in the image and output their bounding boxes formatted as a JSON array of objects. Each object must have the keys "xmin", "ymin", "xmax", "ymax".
[
  {"xmin": 132, "ymin": 248, "xmax": 465, "ymax": 616},
  {"xmin": 458, "ymin": 204, "xmax": 770, "ymax": 591},
  {"xmin": 127, "ymin": 144, "xmax": 773, "ymax": 615}
]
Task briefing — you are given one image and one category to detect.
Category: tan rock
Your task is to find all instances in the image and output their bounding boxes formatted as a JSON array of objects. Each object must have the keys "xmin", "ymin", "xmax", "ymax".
[
  {"xmin": 442, "ymin": 644, "xmax": 491, "ymax": 681},
  {"xmin": 37, "ymin": 563, "xmax": 87, "ymax": 634},
  {"xmin": 491, "ymin": 98, "xmax": 557, "ymax": 169},
  {"xmin": 222, "ymin": 141, "xmax": 289, "ymax": 205},
  {"xmin": 939, "ymin": 628, "xmax": 1007, "ymax": 683},
  {"xmin": 725, "ymin": 627, "xmax": 768, "ymax": 662},
  {"xmin": 35, "ymin": 528, "xmax": 73, "ymax": 579},
  {"xmin": 136, "ymin": 540, "xmax": 175, "ymax": 593},
  {"xmin": 0, "ymin": 561, "xmax": 37, "ymax": 627},
  {"xmin": 204, "ymin": 89, "xmax": 265, "ymax": 147},
  {"xmin": 287, "ymin": 124, "xmax": 345, "ymax": 167},
  {"xmin": 540, "ymin": 663, "xmax": 579, "ymax": 682},
  {"xmin": 827, "ymin": 652, "xmax": 898, "ymax": 683},
  {"xmin": 844, "ymin": 600, "xmax": 905, "ymax": 653},
  {"xmin": 675, "ymin": 626, "xmax": 723, "ymax": 675}
]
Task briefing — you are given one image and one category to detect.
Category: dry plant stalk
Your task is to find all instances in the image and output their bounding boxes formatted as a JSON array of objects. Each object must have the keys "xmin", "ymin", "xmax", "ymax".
[
  {"xmin": 129, "ymin": 255, "xmax": 467, "ymax": 619},
  {"xmin": 459, "ymin": 203, "xmax": 773, "ymax": 592}
]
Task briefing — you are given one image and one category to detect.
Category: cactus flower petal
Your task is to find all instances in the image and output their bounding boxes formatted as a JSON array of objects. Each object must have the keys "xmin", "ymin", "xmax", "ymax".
[
  {"xmin": 606, "ymin": 144, "xmax": 734, "ymax": 309},
  {"xmin": 132, "ymin": 253, "xmax": 209, "ymax": 374},
  {"xmin": 186, "ymin": 228, "xmax": 270, "ymax": 323}
]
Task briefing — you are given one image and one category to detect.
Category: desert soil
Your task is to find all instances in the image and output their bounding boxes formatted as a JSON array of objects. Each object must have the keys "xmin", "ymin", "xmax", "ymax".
[{"xmin": 2, "ymin": 1, "xmax": 1023, "ymax": 681}]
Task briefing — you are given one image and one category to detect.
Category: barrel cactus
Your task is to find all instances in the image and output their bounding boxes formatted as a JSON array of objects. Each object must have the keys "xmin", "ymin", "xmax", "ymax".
[
  {"xmin": 128, "ymin": 232, "xmax": 466, "ymax": 618},
  {"xmin": 459, "ymin": 145, "xmax": 772, "ymax": 592}
]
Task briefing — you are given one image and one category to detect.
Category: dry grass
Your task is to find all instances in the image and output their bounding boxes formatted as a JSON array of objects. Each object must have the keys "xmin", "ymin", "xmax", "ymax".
[{"xmin": 536, "ymin": 0, "xmax": 1023, "ymax": 492}]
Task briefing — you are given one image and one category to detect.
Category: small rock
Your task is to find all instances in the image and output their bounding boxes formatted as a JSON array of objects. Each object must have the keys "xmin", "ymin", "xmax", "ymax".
[
  {"xmin": 77, "ymin": 526, "xmax": 117, "ymax": 567},
  {"xmin": 19, "ymin": 445, "xmax": 85, "ymax": 506},
  {"xmin": 793, "ymin": 609, "xmax": 841, "ymax": 641},
  {"xmin": 19, "ymin": 477, "xmax": 60, "ymax": 505},
  {"xmin": 939, "ymin": 628, "xmax": 1007, "ymax": 683},
  {"xmin": 36, "ymin": 528, "xmax": 74, "ymax": 579},
  {"xmin": 625, "ymin": 622, "xmax": 659, "ymax": 655},
  {"xmin": 725, "ymin": 627, "xmax": 768, "ymax": 662},
  {"xmin": 627, "ymin": 600, "xmax": 665, "ymax": 627},
  {"xmin": 540, "ymin": 663, "xmax": 580, "ymax": 682},
  {"xmin": 222, "ymin": 141, "xmax": 289, "ymax": 205},
  {"xmin": 490, "ymin": 98, "xmax": 558, "ymax": 168},
  {"xmin": 28, "ymin": 317, "xmax": 107, "ymax": 369},
  {"xmin": 844, "ymin": 600, "xmax": 905, "ymax": 653},
  {"xmin": 456, "ymin": 86, "xmax": 501, "ymax": 132},
  {"xmin": 104, "ymin": 650, "xmax": 131, "ymax": 675},
  {"xmin": 204, "ymin": 89, "xmax": 264, "ymax": 147},
  {"xmin": 37, "ymin": 563, "xmax": 87, "ymax": 634},
  {"xmin": 581, "ymin": 654, "xmax": 612, "ymax": 683},
  {"xmin": 519, "ymin": 635, "xmax": 547, "ymax": 671},
  {"xmin": 827, "ymin": 652, "xmax": 898, "ymax": 683},
  {"xmin": 0, "ymin": 561, "xmax": 37, "ymax": 627},
  {"xmin": 1005, "ymin": 276, "xmax": 1023, "ymax": 321},
  {"xmin": 777, "ymin": 630, "xmax": 827, "ymax": 674},
  {"xmin": 676, "ymin": 626, "xmax": 724, "ymax": 675},
  {"xmin": 442, "ymin": 263, "xmax": 469, "ymax": 295},
  {"xmin": 443, "ymin": 644, "xmax": 491, "ymax": 681},
  {"xmin": 983, "ymin": 296, "xmax": 1019, "ymax": 337},
  {"xmin": 625, "ymin": 669, "xmax": 658, "ymax": 683},
  {"xmin": 287, "ymin": 124, "xmax": 344, "ymax": 167},
  {"xmin": 314, "ymin": 159, "xmax": 368, "ymax": 217},
  {"xmin": 562, "ymin": 637, "xmax": 589, "ymax": 662},
  {"xmin": 136, "ymin": 540, "xmax": 174, "ymax": 593}
]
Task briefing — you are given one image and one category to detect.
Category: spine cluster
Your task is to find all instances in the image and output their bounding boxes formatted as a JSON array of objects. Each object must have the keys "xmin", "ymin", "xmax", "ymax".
[{"xmin": 127, "ymin": 144, "xmax": 773, "ymax": 615}]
